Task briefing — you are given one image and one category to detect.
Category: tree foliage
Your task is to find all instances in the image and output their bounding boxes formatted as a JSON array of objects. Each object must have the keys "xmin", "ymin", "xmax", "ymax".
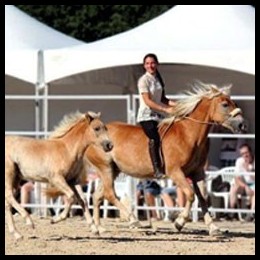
[{"xmin": 16, "ymin": 5, "xmax": 174, "ymax": 42}]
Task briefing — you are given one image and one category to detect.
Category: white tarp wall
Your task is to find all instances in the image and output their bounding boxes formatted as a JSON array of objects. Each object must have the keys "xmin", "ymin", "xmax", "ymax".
[{"xmin": 5, "ymin": 5, "xmax": 83, "ymax": 134}]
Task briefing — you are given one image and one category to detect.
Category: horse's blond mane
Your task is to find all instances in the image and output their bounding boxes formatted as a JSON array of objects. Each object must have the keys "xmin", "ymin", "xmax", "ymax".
[
  {"xmin": 160, "ymin": 81, "xmax": 232, "ymax": 126},
  {"xmin": 49, "ymin": 111, "xmax": 85, "ymax": 139}
]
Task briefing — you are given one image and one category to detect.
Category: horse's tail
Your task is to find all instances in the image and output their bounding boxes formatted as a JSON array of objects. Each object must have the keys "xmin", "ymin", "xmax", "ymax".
[{"xmin": 43, "ymin": 187, "xmax": 64, "ymax": 198}]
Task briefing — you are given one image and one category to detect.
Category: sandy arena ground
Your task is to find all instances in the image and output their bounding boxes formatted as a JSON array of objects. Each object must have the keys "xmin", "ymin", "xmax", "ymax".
[{"xmin": 5, "ymin": 215, "xmax": 255, "ymax": 255}]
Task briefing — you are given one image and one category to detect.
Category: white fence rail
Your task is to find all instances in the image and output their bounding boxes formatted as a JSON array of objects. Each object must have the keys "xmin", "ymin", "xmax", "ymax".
[
  {"xmin": 19, "ymin": 171, "xmax": 255, "ymax": 222},
  {"xmin": 5, "ymin": 93, "xmax": 255, "ymax": 221}
]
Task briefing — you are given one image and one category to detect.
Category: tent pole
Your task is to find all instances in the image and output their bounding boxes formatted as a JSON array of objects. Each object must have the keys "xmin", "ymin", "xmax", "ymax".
[
  {"xmin": 35, "ymin": 50, "xmax": 49, "ymax": 217},
  {"xmin": 35, "ymin": 84, "xmax": 40, "ymax": 137}
]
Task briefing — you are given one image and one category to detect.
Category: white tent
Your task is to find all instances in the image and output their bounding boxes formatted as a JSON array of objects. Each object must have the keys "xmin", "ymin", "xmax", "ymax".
[
  {"xmin": 5, "ymin": 5, "xmax": 84, "ymax": 132},
  {"xmin": 5, "ymin": 5, "xmax": 83, "ymax": 85},
  {"xmin": 44, "ymin": 5, "xmax": 255, "ymax": 85}
]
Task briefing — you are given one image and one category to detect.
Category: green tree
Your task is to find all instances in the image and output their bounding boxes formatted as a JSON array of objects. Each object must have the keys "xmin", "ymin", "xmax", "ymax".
[{"xmin": 16, "ymin": 5, "xmax": 174, "ymax": 42}]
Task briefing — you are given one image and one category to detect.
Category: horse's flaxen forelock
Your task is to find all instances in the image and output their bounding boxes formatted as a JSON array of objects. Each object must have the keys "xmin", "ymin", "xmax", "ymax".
[
  {"xmin": 160, "ymin": 81, "xmax": 232, "ymax": 126},
  {"xmin": 49, "ymin": 111, "xmax": 85, "ymax": 139}
]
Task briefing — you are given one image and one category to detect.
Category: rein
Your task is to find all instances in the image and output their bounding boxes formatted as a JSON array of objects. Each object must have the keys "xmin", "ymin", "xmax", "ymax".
[
  {"xmin": 184, "ymin": 107, "xmax": 242, "ymax": 126},
  {"xmin": 160, "ymin": 107, "xmax": 241, "ymax": 141},
  {"xmin": 183, "ymin": 116, "xmax": 217, "ymax": 126},
  {"xmin": 160, "ymin": 116, "xmax": 216, "ymax": 141}
]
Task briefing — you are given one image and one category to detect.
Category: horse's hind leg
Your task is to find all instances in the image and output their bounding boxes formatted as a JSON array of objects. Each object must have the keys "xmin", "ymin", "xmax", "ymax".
[
  {"xmin": 50, "ymin": 176, "xmax": 75, "ymax": 224},
  {"xmin": 5, "ymin": 199, "xmax": 23, "ymax": 240},
  {"xmin": 193, "ymin": 180, "xmax": 220, "ymax": 236},
  {"xmin": 107, "ymin": 193, "xmax": 139, "ymax": 228},
  {"xmin": 5, "ymin": 160, "xmax": 34, "ymax": 240},
  {"xmin": 73, "ymin": 185, "xmax": 98, "ymax": 234},
  {"xmin": 94, "ymin": 176, "xmax": 139, "ymax": 230},
  {"xmin": 5, "ymin": 177, "xmax": 34, "ymax": 235}
]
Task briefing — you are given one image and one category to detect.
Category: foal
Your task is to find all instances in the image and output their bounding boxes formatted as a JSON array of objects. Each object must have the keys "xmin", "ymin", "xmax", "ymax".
[{"xmin": 5, "ymin": 111, "xmax": 113, "ymax": 240}]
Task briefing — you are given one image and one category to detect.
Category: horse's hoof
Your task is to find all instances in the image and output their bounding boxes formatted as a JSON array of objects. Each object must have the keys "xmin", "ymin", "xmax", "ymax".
[
  {"xmin": 14, "ymin": 232, "xmax": 23, "ymax": 241},
  {"xmin": 50, "ymin": 218, "xmax": 58, "ymax": 224},
  {"xmin": 97, "ymin": 226, "xmax": 107, "ymax": 234},
  {"xmin": 209, "ymin": 227, "xmax": 221, "ymax": 236},
  {"xmin": 90, "ymin": 224, "xmax": 99, "ymax": 235},
  {"xmin": 29, "ymin": 223, "xmax": 35, "ymax": 229},
  {"xmin": 174, "ymin": 220, "xmax": 184, "ymax": 232},
  {"xmin": 129, "ymin": 219, "xmax": 141, "ymax": 228},
  {"xmin": 25, "ymin": 221, "xmax": 35, "ymax": 229}
]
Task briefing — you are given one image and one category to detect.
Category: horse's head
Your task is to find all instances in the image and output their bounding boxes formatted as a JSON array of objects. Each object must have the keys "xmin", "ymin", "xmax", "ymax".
[
  {"xmin": 209, "ymin": 86, "xmax": 247, "ymax": 133},
  {"xmin": 161, "ymin": 82, "xmax": 247, "ymax": 134},
  {"xmin": 85, "ymin": 111, "xmax": 113, "ymax": 152}
]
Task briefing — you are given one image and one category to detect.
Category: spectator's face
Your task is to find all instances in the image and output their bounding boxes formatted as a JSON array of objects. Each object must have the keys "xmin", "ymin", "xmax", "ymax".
[{"xmin": 239, "ymin": 147, "xmax": 253, "ymax": 164}]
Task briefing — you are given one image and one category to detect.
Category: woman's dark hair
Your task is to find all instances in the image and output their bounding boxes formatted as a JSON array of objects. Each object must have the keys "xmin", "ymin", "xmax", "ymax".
[
  {"xmin": 143, "ymin": 53, "xmax": 165, "ymax": 88},
  {"xmin": 143, "ymin": 53, "xmax": 159, "ymax": 64}
]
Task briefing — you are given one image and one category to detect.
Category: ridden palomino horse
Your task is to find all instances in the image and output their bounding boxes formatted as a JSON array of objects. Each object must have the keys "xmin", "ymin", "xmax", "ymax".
[
  {"xmin": 85, "ymin": 82, "xmax": 246, "ymax": 235},
  {"xmin": 5, "ymin": 111, "xmax": 113, "ymax": 240}
]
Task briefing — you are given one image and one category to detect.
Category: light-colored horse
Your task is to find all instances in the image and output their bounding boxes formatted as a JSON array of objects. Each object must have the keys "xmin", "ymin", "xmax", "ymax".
[
  {"xmin": 5, "ymin": 111, "xmax": 113, "ymax": 240},
  {"xmin": 85, "ymin": 82, "xmax": 246, "ymax": 235}
]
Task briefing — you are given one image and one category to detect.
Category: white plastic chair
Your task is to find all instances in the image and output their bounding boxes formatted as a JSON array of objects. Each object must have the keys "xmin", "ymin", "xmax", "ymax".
[
  {"xmin": 210, "ymin": 166, "xmax": 235, "ymax": 210},
  {"xmin": 217, "ymin": 166, "xmax": 251, "ymax": 220}
]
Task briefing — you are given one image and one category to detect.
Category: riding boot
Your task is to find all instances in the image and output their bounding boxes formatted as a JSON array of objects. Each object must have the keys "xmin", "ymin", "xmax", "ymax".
[{"xmin": 148, "ymin": 139, "xmax": 165, "ymax": 179}]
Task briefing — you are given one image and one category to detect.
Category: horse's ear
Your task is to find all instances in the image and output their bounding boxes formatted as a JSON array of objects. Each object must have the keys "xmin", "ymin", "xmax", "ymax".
[
  {"xmin": 221, "ymin": 84, "xmax": 232, "ymax": 96},
  {"xmin": 85, "ymin": 111, "xmax": 101, "ymax": 122},
  {"xmin": 210, "ymin": 85, "xmax": 219, "ymax": 94}
]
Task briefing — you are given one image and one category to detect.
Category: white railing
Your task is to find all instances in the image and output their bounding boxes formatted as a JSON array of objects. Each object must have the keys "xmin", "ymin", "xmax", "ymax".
[
  {"xmin": 20, "ymin": 170, "xmax": 255, "ymax": 222},
  {"xmin": 5, "ymin": 93, "xmax": 255, "ymax": 221}
]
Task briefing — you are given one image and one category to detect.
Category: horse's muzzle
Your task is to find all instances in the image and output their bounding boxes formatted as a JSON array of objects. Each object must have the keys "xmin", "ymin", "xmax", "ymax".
[
  {"xmin": 227, "ymin": 115, "xmax": 247, "ymax": 133},
  {"xmin": 238, "ymin": 121, "xmax": 247, "ymax": 133},
  {"xmin": 102, "ymin": 140, "xmax": 113, "ymax": 152}
]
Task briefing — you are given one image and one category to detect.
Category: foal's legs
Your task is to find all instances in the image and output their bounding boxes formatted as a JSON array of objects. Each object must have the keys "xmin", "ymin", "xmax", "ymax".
[
  {"xmin": 193, "ymin": 180, "xmax": 220, "ymax": 236},
  {"xmin": 5, "ymin": 199, "xmax": 23, "ymax": 240},
  {"xmin": 5, "ymin": 191, "xmax": 35, "ymax": 227},
  {"xmin": 50, "ymin": 176, "xmax": 75, "ymax": 224},
  {"xmin": 5, "ymin": 165, "xmax": 34, "ymax": 240},
  {"xmin": 92, "ymin": 181, "xmax": 107, "ymax": 233},
  {"xmin": 73, "ymin": 185, "xmax": 98, "ymax": 234}
]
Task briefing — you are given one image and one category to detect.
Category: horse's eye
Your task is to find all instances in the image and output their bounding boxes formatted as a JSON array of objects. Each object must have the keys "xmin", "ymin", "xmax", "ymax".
[
  {"xmin": 222, "ymin": 102, "xmax": 229, "ymax": 108},
  {"xmin": 94, "ymin": 126, "xmax": 101, "ymax": 132}
]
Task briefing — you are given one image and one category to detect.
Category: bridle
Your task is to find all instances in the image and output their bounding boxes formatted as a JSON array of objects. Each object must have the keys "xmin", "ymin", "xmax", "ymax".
[{"xmin": 160, "ymin": 107, "xmax": 242, "ymax": 140}]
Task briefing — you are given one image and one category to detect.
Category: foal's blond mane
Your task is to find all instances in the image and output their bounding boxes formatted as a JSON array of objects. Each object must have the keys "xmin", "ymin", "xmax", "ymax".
[
  {"xmin": 49, "ymin": 111, "xmax": 86, "ymax": 139},
  {"xmin": 160, "ymin": 81, "xmax": 232, "ymax": 126}
]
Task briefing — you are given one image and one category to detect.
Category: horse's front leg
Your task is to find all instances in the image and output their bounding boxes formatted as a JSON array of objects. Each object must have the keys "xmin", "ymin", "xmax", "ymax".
[
  {"xmin": 173, "ymin": 173, "xmax": 195, "ymax": 232},
  {"xmin": 73, "ymin": 185, "xmax": 98, "ymax": 234},
  {"xmin": 50, "ymin": 177, "xmax": 75, "ymax": 224},
  {"xmin": 193, "ymin": 180, "xmax": 220, "ymax": 236},
  {"xmin": 92, "ymin": 181, "xmax": 106, "ymax": 233},
  {"xmin": 5, "ymin": 185, "xmax": 34, "ymax": 240}
]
